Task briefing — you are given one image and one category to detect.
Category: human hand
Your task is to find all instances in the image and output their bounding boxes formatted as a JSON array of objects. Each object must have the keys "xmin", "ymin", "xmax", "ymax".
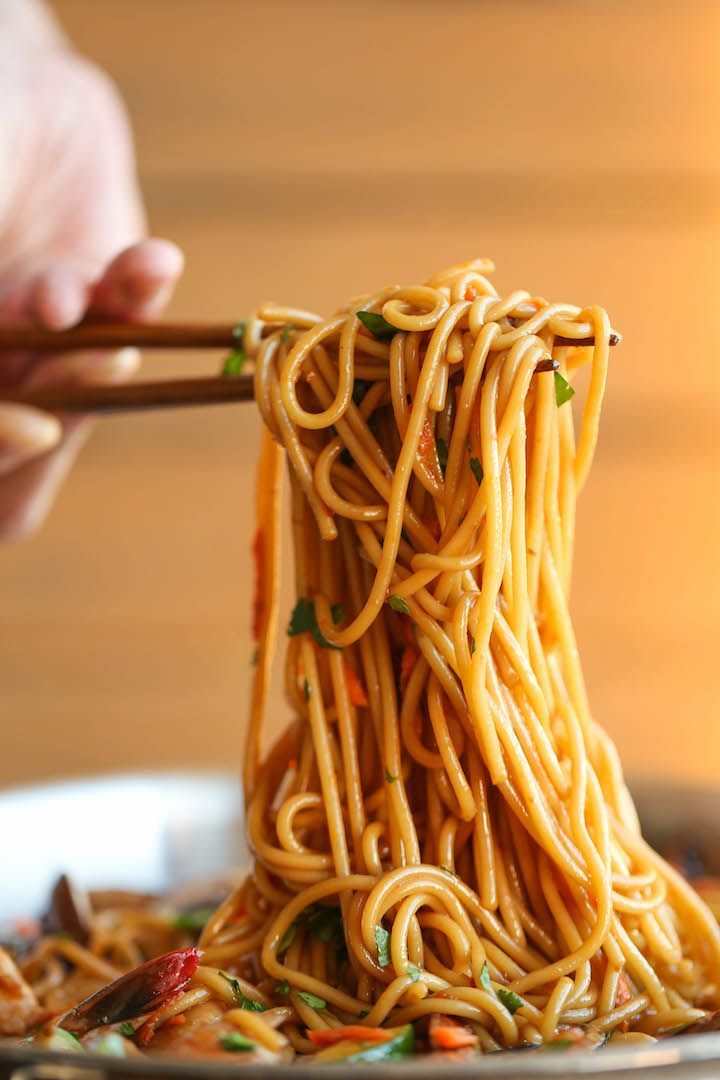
[{"xmin": 0, "ymin": 19, "xmax": 183, "ymax": 539}]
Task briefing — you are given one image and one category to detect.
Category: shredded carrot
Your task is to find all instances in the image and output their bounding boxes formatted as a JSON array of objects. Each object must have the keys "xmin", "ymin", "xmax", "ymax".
[
  {"xmin": 429, "ymin": 1015, "xmax": 478, "ymax": 1050},
  {"xmin": 251, "ymin": 528, "xmax": 265, "ymax": 641},
  {"xmin": 400, "ymin": 646, "xmax": 419, "ymax": 692},
  {"xmin": 307, "ymin": 1026, "xmax": 391, "ymax": 1047},
  {"xmin": 464, "ymin": 287, "xmax": 476, "ymax": 302},
  {"xmin": 615, "ymin": 972, "xmax": 632, "ymax": 1007},
  {"xmin": 343, "ymin": 661, "xmax": 368, "ymax": 706}
]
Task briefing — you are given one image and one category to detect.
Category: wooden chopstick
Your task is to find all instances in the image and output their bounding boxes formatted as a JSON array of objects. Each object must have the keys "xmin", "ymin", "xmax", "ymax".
[
  {"xmin": 0, "ymin": 320, "xmax": 619, "ymax": 416},
  {"xmin": 0, "ymin": 376, "xmax": 254, "ymax": 415},
  {"xmin": 3, "ymin": 361, "xmax": 559, "ymax": 416},
  {"xmin": 0, "ymin": 321, "xmax": 621, "ymax": 353},
  {"xmin": 0, "ymin": 322, "xmax": 243, "ymax": 352}
]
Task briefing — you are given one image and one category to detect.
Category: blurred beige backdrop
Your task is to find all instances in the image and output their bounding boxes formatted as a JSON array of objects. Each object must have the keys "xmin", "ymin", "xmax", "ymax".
[{"xmin": 2, "ymin": 0, "xmax": 719, "ymax": 788}]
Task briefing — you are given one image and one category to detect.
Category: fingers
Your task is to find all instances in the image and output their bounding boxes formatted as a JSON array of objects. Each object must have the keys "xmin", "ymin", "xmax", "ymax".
[
  {"xmin": 0, "ymin": 418, "xmax": 88, "ymax": 540},
  {"xmin": 27, "ymin": 261, "xmax": 91, "ymax": 330},
  {"xmin": 23, "ymin": 346, "xmax": 140, "ymax": 390},
  {"xmin": 0, "ymin": 238, "xmax": 184, "ymax": 539},
  {"xmin": 0, "ymin": 404, "xmax": 62, "ymax": 479},
  {"xmin": 20, "ymin": 238, "xmax": 185, "ymax": 330},
  {"xmin": 89, "ymin": 238, "xmax": 185, "ymax": 322}
]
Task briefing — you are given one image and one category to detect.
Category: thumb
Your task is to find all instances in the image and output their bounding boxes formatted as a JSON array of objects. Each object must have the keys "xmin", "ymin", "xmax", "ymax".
[{"xmin": 0, "ymin": 404, "xmax": 62, "ymax": 476}]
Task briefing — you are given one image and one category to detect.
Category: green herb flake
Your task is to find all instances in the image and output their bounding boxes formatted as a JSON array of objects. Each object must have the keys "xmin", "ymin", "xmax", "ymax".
[
  {"xmin": 357, "ymin": 1009, "xmax": 370, "ymax": 1019},
  {"xmin": 406, "ymin": 964, "xmax": 421, "ymax": 983},
  {"xmin": 219, "ymin": 1033, "xmax": 256, "ymax": 1053},
  {"xmin": 331, "ymin": 603, "xmax": 345, "ymax": 625},
  {"xmin": 303, "ymin": 679, "xmax": 311, "ymax": 702},
  {"xmin": 385, "ymin": 769, "xmax": 397, "ymax": 784},
  {"xmin": 118, "ymin": 1022, "xmax": 135, "ymax": 1038},
  {"xmin": 281, "ymin": 323, "xmax": 295, "ymax": 342},
  {"xmin": 387, "ymin": 595, "xmax": 410, "ymax": 615},
  {"xmin": 278, "ymin": 921, "xmax": 297, "ymax": 955},
  {"xmin": 221, "ymin": 349, "xmax": 245, "ymax": 377},
  {"xmin": 275, "ymin": 981, "xmax": 290, "ymax": 995},
  {"xmin": 497, "ymin": 987, "xmax": 525, "ymax": 1014},
  {"xmin": 357, "ymin": 310, "xmax": 397, "ymax": 341},
  {"xmin": 479, "ymin": 962, "xmax": 491, "ymax": 992},
  {"xmin": 470, "ymin": 636, "xmax": 476, "ymax": 655},
  {"xmin": 544, "ymin": 1038, "xmax": 572, "ymax": 1050},
  {"xmin": 375, "ymin": 924, "xmax": 391, "ymax": 967},
  {"xmin": 307, "ymin": 906, "xmax": 344, "ymax": 945},
  {"xmin": 470, "ymin": 457, "xmax": 484, "ymax": 485},
  {"xmin": 436, "ymin": 437, "xmax": 448, "ymax": 477},
  {"xmin": 287, "ymin": 597, "xmax": 339, "ymax": 650},
  {"xmin": 297, "ymin": 991, "xmax": 327, "ymax": 1009},
  {"xmin": 218, "ymin": 971, "xmax": 266, "ymax": 1011},
  {"xmin": 169, "ymin": 907, "xmax": 215, "ymax": 934},
  {"xmin": 554, "ymin": 370, "xmax": 575, "ymax": 407}
]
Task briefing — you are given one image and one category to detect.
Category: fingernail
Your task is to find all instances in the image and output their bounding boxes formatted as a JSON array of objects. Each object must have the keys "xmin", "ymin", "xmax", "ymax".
[{"xmin": 0, "ymin": 405, "xmax": 62, "ymax": 456}]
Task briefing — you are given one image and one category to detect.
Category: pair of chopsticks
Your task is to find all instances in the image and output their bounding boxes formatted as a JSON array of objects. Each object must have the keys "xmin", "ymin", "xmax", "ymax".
[{"xmin": 0, "ymin": 322, "xmax": 620, "ymax": 415}]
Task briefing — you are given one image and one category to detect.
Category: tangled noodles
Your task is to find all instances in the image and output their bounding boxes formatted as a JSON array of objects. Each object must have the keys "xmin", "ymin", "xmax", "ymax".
[{"xmin": 4, "ymin": 258, "xmax": 720, "ymax": 1063}]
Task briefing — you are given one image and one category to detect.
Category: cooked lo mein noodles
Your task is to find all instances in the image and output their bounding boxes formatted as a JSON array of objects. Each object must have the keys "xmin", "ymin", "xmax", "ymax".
[{"xmin": 4, "ymin": 259, "xmax": 720, "ymax": 1062}]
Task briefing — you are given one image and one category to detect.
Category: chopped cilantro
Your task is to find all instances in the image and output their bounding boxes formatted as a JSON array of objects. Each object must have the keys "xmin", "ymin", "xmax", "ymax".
[
  {"xmin": 406, "ymin": 964, "xmax": 421, "ymax": 983},
  {"xmin": 298, "ymin": 991, "xmax": 327, "ymax": 1009},
  {"xmin": 387, "ymin": 595, "xmax": 410, "ymax": 615},
  {"xmin": 331, "ymin": 603, "xmax": 345, "ymax": 625},
  {"xmin": 221, "ymin": 321, "xmax": 247, "ymax": 377},
  {"xmin": 385, "ymin": 769, "xmax": 397, "ymax": 784},
  {"xmin": 221, "ymin": 349, "xmax": 245, "ymax": 377},
  {"xmin": 479, "ymin": 962, "xmax": 491, "ymax": 991},
  {"xmin": 218, "ymin": 971, "xmax": 266, "ymax": 1011},
  {"xmin": 278, "ymin": 921, "xmax": 297, "ymax": 955},
  {"xmin": 358, "ymin": 1009, "xmax": 370, "ymax": 1019},
  {"xmin": 470, "ymin": 636, "xmax": 476, "ymax": 655},
  {"xmin": 470, "ymin": 457, "xmax": 484, "ymax": 485},
  {"xmin": 219, "ymin": 1033, "xmax": 256, "ymax": 1052},
  {"xmin": 169, "ymin": 907, "xmax": 215, "ymax": 934},
  {"xmin": 307, "ymin": 907, "xmax": 343, "ymax": 945},
  {"xmin": 287, "ymin": 597, "xmax": 339, "ymax": 650},
  {"xmin": 554, "ymin": 371, "xmax": 575, "ymax": 407},
  {"xmin": 357, "ymin": 311, "xmax": 397, "ymax": 341},
  {"xmin": 497, "ymin": 987, "xmax": 525, "ymax": 1014},
  {"xmin": 118, "ymin": 1022, "xmax": 135, "ymax": 1038},
  {"xmin": 275, "ymin": 981, "xmax": 290, "ymax": 995},
  {"xmin": 375, "ymin": 924, "xmax": 391, "ymax": 967}
]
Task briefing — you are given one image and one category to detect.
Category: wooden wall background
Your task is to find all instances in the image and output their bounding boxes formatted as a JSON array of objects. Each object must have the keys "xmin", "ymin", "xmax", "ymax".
[{"xmin": 2, "ymin": 0, "xmax": 720, "ymax": 788}]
